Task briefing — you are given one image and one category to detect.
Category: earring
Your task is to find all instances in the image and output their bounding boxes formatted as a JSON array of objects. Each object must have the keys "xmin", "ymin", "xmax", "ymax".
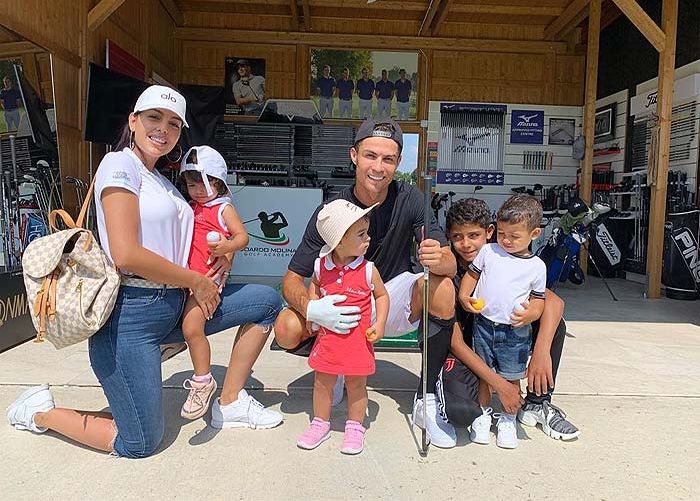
[
  {"xmin": 167, "ymin": 144, "xmax": 183, "ymax": 163},
  {"xmin": 129, "ymin": 131, "xmax": 135, "ymax": 149}
]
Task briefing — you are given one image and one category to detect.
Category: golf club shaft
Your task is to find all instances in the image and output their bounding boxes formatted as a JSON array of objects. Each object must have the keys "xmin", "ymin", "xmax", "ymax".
[{"xmin": 421, "ymin": 174, "xmax": 431, "ymax": 456}]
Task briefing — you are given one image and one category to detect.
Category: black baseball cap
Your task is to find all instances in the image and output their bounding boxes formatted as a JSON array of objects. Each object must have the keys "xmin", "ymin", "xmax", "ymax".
[
  {"xmin": 235, "ymin": 59, "xmax": 251, "ymax": 67},
  {"xmin": 354, "ymin": 118, "xmax": 403, "ymax": 151}
]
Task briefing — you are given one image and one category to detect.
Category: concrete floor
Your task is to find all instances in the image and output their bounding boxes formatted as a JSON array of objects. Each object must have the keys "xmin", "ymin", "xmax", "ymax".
[{"xmin": 1, "ymin": 277, "xmax": 699, "ymax": 500}]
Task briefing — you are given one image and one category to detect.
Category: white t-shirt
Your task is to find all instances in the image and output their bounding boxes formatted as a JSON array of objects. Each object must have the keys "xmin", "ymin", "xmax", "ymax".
[
  {"xmin": 94, "ymin": 148, "xmax": 194, "ymax": 273},
  {"xmin": 470, "ymin": 243, "xmax": 547, "ymax": 325}
]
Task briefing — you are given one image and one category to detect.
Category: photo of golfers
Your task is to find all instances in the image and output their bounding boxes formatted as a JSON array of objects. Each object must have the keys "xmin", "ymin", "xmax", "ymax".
[
  {"xmin": 0, "ymin": 59, "xmax": 25, "ymax": 133},
  {"xmin": 224, "ymin": 57, "xmax": 266, "ymax": 116},
  {"xmin": 310, "ymin": 49, "xmax": 418, "ymax": 120}
]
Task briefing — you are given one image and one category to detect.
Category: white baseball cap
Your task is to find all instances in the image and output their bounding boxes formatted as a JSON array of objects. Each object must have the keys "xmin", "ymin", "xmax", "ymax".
[
  {"xmin": 133, "ymin": 85, "xmax": 189, "ymax": 128},
  {"xmin": 180, "ymin": 145, "xmax": 228, "ymax": 197},
  {"xmin": 316, "ymin": 199, "xmax": 377, "ymax": 258}
]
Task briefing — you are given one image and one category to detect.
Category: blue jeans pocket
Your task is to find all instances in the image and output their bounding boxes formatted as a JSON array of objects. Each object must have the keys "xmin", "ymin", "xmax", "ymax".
[{"xmin": 116, "ymin": 286, "xmax": 164, "ymax": 307}]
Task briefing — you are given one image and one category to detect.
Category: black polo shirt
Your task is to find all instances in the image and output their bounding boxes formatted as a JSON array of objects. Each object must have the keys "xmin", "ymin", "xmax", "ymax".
[{"xmin": 288, "ymin": 181, "xmax": 447, "ymax": 283}]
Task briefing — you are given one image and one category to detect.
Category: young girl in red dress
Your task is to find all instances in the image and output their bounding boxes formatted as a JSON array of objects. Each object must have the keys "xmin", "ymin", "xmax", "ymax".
[
  {"xmin": 179, "ymin": 146, "xmax": 248, "ymax": 420},
  {"xmin": 296, "ymin": 199, "xmax": 389, "ymax": 455}
]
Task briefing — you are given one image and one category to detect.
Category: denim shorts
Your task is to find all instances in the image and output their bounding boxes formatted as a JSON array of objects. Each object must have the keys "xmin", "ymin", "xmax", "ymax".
[
  {"xmin": 472, "ymin": 315, "xmax": 531, "ymax": 381},
  {"xmin": 88, "ymin": 283, "xmax": 282, "ymax": 458}
]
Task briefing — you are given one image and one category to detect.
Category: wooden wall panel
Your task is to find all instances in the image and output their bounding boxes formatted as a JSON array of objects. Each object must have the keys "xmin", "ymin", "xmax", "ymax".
[
  {"xmin": 150, "ymin": 0, "xmax": 177, "ymax": 77},
  {"xmin": 439, "ymin": 22, "xmax": 545, "ymax": 41},
  {"xmin": 180, "ymin": 41, "xmax": 297, "ymax": 98},
  {"xmin": 184, "ymin": 12, "xmax": 294, "ymax": 32}
]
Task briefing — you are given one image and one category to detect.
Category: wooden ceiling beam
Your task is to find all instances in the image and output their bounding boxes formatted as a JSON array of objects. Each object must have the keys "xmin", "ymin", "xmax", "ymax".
[
  {"xmin": 544, "ymin": 0, "xmax": 590, "ymax": 41},
  {"xmin": 611, "ymin": 0, "xmax": 665, "ymax": 52},
  {"xmin": 431, "ymin": 0, "xmax": 455, "ymax": 37},
  {"xmin": 289, "ymin": 0, "xmax": 300, "ymax": 31},
  {"xmin": 159, "ymin": 0, "xmax": 184, "ymax": 26},
  {"xmin": 87, "ymin": 0, "xmax": 127, "ymax": 32},
  {"xmin": 0, "ymin": 41, "xmax": 44, "ymax": 58},
  {"xmin": 176, "ymin": 26, "xmax": 569, "ymax": 54},
  {"xmin": 419, "ymin": 0, "xmax": 443, "ymax": 36},
  {"xmin": 301, "ymin": 0, "xmax": 311, "ymax": 31}
]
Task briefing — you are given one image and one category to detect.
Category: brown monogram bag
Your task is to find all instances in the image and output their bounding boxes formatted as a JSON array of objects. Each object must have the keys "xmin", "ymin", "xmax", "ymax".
[{"xmin": 22, "ymin": 180, "xmax": 120, "ymax": 349}]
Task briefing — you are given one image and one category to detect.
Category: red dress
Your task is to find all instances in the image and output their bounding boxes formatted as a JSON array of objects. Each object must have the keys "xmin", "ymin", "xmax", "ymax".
[
  {"xmin": 188, "ymin": 199, "xmax": 231, "ymax": 276},
  {"xmin": 309, "ymin": 255, "xmax": 375, "ymax": 376}
]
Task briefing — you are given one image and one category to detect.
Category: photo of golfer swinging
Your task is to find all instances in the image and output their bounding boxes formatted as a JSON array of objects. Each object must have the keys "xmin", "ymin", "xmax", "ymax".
[{"xmin": 224, "ymin": 57, "xmax": 266, "ymax": 116}]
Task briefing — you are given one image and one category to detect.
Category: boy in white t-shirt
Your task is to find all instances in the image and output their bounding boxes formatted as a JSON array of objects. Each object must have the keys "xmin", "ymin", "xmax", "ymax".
[{"xmin": 458, "ymin": 194, "xmax": 546, "ymax": 449}]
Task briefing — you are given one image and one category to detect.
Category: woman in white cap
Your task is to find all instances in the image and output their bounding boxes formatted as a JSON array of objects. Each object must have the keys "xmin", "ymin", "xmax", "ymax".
[{"xmin": 6, "ymin": 85, "xmax": 284, "ymax": 458}]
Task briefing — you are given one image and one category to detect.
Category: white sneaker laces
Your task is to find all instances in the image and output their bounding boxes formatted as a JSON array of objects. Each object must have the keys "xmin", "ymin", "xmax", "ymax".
[{"xmin": 183, "ymin": 379, "xmax": 206, "ymax": 408}]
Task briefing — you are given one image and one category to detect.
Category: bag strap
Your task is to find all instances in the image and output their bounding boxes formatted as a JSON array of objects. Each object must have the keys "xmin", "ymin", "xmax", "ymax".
[{"xmin": 49, "ymin": 176, "xmax": 96, "ymax": 232}]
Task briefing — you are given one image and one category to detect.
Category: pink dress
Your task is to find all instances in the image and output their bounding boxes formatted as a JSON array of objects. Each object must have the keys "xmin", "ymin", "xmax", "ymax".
[
  {"xmin": 309, "ymin": 255, "xmax": 375, "ymax": 376},
  {"xmin": 188, "ymin": 199, "xmax": 231, "ymax": 276}
]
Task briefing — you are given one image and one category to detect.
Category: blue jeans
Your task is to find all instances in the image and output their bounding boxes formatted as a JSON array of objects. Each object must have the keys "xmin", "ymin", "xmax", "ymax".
[
  {"xmin": 472, "ymin": 316, "xmax": 531, "ymax": 381},
  {"xmin": 88, "ymin": 283, "xmax": 282, "ymax": 458}
]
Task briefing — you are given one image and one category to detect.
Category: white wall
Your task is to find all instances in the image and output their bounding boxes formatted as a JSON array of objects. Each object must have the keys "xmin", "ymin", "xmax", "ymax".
[
  {"xmin": 428, "ymin": 100, "xmax": 583, "ymax": 212},
  {"xmin": 594, "ymin": 89, "xmax": 628, "ymax": 185},
  {"xmin": 629, "ymin": 62, "xmax": 700, "ymax": 194}
]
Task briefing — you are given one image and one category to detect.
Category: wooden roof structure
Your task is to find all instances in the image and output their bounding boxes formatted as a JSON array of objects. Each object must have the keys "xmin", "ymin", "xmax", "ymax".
[{"xmin": 170, "ymin": 0, "xmax": 622, "ymax": 41}]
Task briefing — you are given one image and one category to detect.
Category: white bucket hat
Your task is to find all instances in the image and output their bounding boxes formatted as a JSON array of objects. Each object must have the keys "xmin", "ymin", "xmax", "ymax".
[
  {"xmin": 180, "ymin": 146, "xmax": 228, "ymax": 197},
  {"xmin": 316, "ymin": 199, "xmax": 377, "ymax": 258},
  {"xmin": 133, "ymin": 85, "xmax": 189, "ymax": 128}
]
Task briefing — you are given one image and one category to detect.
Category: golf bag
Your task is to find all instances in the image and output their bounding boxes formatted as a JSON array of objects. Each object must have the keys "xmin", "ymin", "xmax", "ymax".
[{"xmin": 537, "ymin": 197, "xmax": 621, "ymax": 289}]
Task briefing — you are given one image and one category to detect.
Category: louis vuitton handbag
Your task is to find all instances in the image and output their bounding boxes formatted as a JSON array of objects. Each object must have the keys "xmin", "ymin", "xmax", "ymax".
[{"xmin": 22, "ymin": 179, "xmax": 120, "ymax": 349}]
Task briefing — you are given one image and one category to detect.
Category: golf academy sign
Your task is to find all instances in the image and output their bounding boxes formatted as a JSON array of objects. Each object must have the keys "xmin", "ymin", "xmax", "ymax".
[{"xmin": 230, "ymin": 185, "xmax": 322, "ymax": 277}]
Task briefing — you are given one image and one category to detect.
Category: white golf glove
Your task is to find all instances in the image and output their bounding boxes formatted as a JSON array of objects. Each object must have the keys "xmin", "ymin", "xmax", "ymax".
[{"xmin": 306, "ymin": 294, "xmax": 361, "ymax": 334}]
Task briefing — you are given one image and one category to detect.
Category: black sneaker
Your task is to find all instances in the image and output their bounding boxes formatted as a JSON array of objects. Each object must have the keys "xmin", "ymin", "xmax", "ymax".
[{"xmin": 517, "ymin": 401, "xmax": 580, "ymax": 440}]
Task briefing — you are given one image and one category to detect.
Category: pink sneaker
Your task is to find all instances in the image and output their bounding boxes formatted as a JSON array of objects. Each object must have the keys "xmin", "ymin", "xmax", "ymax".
[
  {"xmin": 296, "ymin": 417, "xmax": 331, "ymax": 450},
  {"xmin": 340, "ymin": 420, "xmax": 365, "ymax": 455},
  {"xmin": 181, "ymin": 377, "xmax": 217, "ymax": 420}
]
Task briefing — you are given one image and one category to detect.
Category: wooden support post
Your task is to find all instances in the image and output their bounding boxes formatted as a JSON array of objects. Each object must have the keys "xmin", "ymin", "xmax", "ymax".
[
  {"xmin": 581, "ymin": 0, "xmax": 600, "ymax": 207},
  {"xmin": 419, "ymin": 0, "xmax": 442, "ymax": 37},
  {"xmin": 290, "ymin": 0, "xmax": 300, "ymax": 31},
  {"xmin": 646, "ymin": 0, "xmax": 679, "ymax": 298},
  {"xmin": 87, "ymin": 0, "xmax": 127, "ymax": 32},
  {"xmin": 580, "ymin": 0, "xmax": 601, "ymax": 275},
  {"xmin": 301, "ymin": 0, "xmax": 311, "ymax": 31},
  {"xmin": 611, "ymin": 0, "xmax": 665, "ymax": 52}
]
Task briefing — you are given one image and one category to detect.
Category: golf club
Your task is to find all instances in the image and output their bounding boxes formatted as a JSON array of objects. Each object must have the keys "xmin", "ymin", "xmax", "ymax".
[{"xmin": 420, "ymin": 174, "xmax": 431, "ymax": 457}]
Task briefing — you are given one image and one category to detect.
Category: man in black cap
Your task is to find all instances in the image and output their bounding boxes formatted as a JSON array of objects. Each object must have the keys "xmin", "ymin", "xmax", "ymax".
[
  {"xmin": 275, "ymin": 118, "xmax": 460, "ymax": 448},
  {"xmin": 231, "ymin": 59, "xmax": 265, "ymax": 115}
]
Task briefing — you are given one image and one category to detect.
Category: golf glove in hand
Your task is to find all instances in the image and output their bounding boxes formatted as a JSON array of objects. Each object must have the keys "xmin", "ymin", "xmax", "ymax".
[{"xmin": 306, "ymin": 294, "xmax": 361, "ymax": 334}]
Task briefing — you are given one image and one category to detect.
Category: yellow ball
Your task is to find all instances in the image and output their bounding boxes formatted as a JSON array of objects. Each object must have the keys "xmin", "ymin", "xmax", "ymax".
[{"xmin": 471, "ymin": 298, "xmax": 486, "ymax": 311}]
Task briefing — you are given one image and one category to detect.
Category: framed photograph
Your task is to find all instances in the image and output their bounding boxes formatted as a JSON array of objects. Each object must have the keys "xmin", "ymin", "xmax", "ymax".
[
  {"xmin": 594, "ymin": 103, "xmax": 616, "ymax": 144},
  {"xmin": 548, "ymin": 118, "xmax": 576, "ymax": 145},
  {"xmin": 309, "ymin": 49, "xmax": 418, "ymax": 121},
  {"xmin": 0, "ymin": 58, "xmax": 24, "ymax": 134},
  {"xmin": 224, "ymin": 57, "xmax": 266, "ymax": 116}
]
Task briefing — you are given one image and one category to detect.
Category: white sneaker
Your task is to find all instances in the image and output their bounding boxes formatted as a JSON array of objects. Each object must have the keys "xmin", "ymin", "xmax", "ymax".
[
  {"xmin": 6, "ymin": 384, "xmax": 55, "ymax": 433},
  {"xmin": 411, "ymin": 393, "xmax": 456, "ymax": 449},
  {"xmin": 469, "ymin": 407, "xmax": 493, "ymax": 445},
  {"xmin": 332, "ymin": 375, "xmax": 345, "ymax": 407},
  {"xmin": 211, "ymin": 389, "xmax": 283, "ymax": 430},
  {"xmin": 496, "ymin": 413, "xmax": 517, "ymax": 449}
]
